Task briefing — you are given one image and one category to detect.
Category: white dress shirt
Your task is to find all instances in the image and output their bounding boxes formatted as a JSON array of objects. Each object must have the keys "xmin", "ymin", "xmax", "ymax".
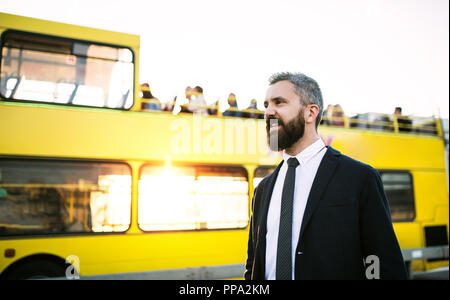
[{"xmin": 265, "ymin": 138, "xmax": 327, "ymax": 280}]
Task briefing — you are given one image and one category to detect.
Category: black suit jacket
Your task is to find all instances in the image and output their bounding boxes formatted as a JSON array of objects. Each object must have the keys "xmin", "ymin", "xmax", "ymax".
[{"xmin": 245, "ymin": 146, "xmax": 407, "ymax": 280}]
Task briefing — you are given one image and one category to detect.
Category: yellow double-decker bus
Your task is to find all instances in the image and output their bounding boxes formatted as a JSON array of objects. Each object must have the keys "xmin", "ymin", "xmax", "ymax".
[{"xmin": 0, "ymin": 12, "xmax": 448, "ymax": 279}]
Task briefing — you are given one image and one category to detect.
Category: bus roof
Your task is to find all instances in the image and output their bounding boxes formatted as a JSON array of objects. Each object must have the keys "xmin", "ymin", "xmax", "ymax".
[{"xmin": 0, "ymin": 12, "xmax": 140, "ymax": 48}]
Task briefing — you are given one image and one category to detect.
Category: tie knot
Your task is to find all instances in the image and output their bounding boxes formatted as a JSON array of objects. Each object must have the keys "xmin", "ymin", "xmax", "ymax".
[{"xmin": 287, "ymin": 157, "xmax": 299, "ymax": 168}]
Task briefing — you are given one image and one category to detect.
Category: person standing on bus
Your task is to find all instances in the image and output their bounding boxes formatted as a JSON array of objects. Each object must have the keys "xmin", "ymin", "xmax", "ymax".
[
  {"xmin": 242, "ymin": 99, "xmax": 264, "ymax": 119},
  {"xmin": 244, "ymin": 72, "xmax": 407, "ymax": 280},
  {"xmin": 187, "ymin": 86, "xmax": 208, "ymax": 115},
  {"xmin": 394, "ymin": 107, "xmax": 412, "ymax": 132},
  {"xmin": 223, "ymin": 93, "xmax": 242, "ymax": 118},
  {"xmin": 180, "ymin": 86, "xmax": 194, "ymax": 113},
  {"xmin": 140, "ymin": 83, "xmax": 161, "ymax": 111}
]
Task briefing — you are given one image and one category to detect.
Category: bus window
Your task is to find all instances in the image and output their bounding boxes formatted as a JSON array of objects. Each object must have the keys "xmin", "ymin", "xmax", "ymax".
[
  {"xmin": 253, "ymin": 166, "xmax": 276, "ymax": 189},
  {"xmin": 0, "ymin": 159, "xmax": 131, "ymax": 236},
  {"xmin": 254, "ymin": 167, "xmax": 415, "ymax": 222},
  {"xmin": 379, "ymin": 171, "xmax": 415, "ymax": 222},
  {"xmin": 138, "ymin": 165, "xmax": 249, "ymax": 231},
  {"xmin": 0, "ymin": 31, "xmax": 134, "ymax": 109}
]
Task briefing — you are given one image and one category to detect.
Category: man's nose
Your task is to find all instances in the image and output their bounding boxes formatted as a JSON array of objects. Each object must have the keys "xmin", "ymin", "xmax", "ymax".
[{"xmin": 265, "ymin": 102, "xmax": 276, "ymax": 118}]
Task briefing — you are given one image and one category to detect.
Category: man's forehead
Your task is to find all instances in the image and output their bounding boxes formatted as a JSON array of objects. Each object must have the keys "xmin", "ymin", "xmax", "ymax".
[{"xmin": 265, "ymin": 80, "xmax": 298, "ymax": 100}]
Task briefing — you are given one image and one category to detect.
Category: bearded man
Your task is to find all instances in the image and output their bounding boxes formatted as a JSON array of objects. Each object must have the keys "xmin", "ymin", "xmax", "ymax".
[{"xmin": 244, "ymin": 72, "xmax": 407, "ymax": 280}]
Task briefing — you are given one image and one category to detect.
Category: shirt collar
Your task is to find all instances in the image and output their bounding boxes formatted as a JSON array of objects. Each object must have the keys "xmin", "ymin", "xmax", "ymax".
[{"xmin": 282, "ymin": 138, "xmax": 326, "ymax": 167}]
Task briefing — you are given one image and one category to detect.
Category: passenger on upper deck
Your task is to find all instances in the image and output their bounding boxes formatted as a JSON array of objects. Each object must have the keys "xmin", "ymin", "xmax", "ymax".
[
  {"xmin": 320, "ymin": 104, "xmax": 333, "ymax": 125},
  {"xmin": 140, "ymin": 83, "xmax": 161, "ymax": 111},
  {"xmin": 373, "ymin": 113, "xmax": 393, "ymax": 131},
  {"xmin": 330, "ymin": 104, "xmax": 345, "ymax": 127},
  {"xmin": 223, "ymin": 93, "xmax": 242, "ymax": 118},
  {"xmin": 180, "ymin": 86, "xmax": 193, "ymax": 114},
  {"xmin": 394, "ymin": 107, "xmax": 412, "ymax": 132},
  {"xmin": 242, "ymin": 99, "xmax": 264, "ymax": 119},
  {"xmin": 187, "ymin": 86, "xmax": 208, "ymax": 115}
]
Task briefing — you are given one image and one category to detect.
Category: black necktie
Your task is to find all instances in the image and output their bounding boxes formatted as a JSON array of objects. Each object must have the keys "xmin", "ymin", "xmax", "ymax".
[{"xmin": 276, "ymin": 157, "xmax": 300, "ymax": 280}]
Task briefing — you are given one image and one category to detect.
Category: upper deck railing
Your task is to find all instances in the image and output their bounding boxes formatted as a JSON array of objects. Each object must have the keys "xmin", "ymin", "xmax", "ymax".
[{"xmin": 139, "ymin": 97, "xmax": 444, "ymax": 138}]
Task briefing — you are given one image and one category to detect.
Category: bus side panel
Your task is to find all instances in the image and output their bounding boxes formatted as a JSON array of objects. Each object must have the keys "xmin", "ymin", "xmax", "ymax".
[
  {"xmin": 411, "ymin": 170, "xmax": 449, "ymax": 271},
  {"xmin": 412, "ymin": 170, "xmax": 449, "ymax": 222},
  {"xmin": 0, "ymin": 229, "xmax": 249, "ymax": 277}
]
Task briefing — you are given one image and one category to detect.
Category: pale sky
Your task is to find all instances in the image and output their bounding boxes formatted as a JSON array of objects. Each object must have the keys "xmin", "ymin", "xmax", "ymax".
[{"xmin": 1, "ymin": 0, "xmax": 449, "ymax": 118}]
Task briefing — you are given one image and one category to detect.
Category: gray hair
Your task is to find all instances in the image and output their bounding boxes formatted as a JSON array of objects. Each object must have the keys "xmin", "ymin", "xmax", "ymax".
[{"xmin": 269, "ymin": 72, "xmax": 324, "ymax": 129}]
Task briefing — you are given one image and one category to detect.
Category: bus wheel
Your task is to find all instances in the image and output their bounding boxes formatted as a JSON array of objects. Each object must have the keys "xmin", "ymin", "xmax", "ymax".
[{"xmin": 1, "ymin": 256, "xmax": 67, "ymax": 280}]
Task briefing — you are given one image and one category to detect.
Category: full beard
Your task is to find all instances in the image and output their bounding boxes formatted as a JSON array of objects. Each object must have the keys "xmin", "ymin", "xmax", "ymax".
[{"xmin": 266, "ymin": 108, "xmax": 305, "ymax": 151}]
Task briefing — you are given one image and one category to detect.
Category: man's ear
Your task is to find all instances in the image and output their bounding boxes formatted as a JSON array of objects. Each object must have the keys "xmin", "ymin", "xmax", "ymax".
[{"xmin": 305, "ymin": 104, "xmax": 320, "ymax": 125}]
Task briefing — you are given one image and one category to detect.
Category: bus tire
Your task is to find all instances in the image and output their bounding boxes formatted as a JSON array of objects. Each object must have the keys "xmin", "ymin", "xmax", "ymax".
[{"xmin": 0, "ymin": 255, "xmax": 67, "ymax": 280}]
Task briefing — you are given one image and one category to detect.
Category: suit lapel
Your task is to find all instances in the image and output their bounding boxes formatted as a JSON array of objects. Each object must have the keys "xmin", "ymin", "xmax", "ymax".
[
  {"xmin": 259, "ymin": 161, "xmax": 283, "ymax": 236},
  {"xmin": 253, "ymin": 160, "xmax": 283, "ymax": 279},
  {"xmin": 298, "ymin": 146, "xmax": 340, "ymax": 242}
]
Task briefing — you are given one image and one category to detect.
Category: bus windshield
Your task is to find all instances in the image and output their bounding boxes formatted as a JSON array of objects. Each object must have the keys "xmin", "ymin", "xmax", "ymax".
[{"xmin": 0, "ymin": 31, "xmax": 134, "ymax": 109}]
